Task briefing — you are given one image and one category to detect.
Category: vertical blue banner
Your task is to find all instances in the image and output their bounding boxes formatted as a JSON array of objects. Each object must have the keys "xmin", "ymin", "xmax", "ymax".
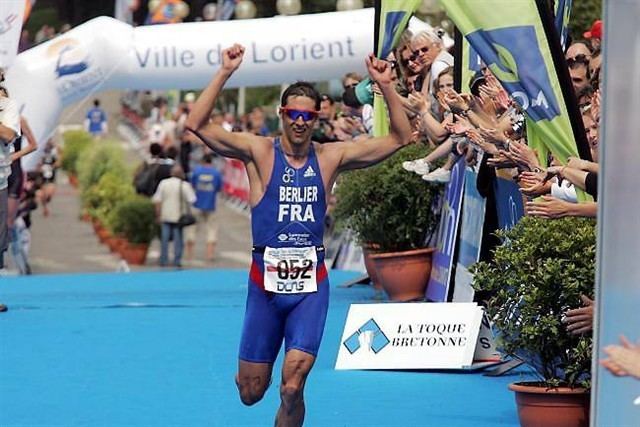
[
  {"xmin": 453, "ymin": 168, "xmax": 486, "ymax": 302},
  {"xmin": 493, "ymin": 177, "xmax": 525, "ymax": 230},
  {"xmin": 593, "ymin": 1, "xmax": 640, "ymax": 425},
  {"xmin": 426, "ymin": 158, "xmax": 466, "ymax": 302}
]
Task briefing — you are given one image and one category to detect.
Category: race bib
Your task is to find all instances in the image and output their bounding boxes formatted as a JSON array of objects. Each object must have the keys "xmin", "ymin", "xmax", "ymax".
[
  {"xmin": 42, "ymin": 164, "xmax": 54, "ymax": 179},
  {"xmin": 263, "ymin": 246, "xmax": 318, "ymax": 294}
]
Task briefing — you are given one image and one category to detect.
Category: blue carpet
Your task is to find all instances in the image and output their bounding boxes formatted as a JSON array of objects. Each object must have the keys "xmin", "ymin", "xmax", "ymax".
[{"xmin": 0, "ymin": 270, "xmax": 532, "ymax": 426}]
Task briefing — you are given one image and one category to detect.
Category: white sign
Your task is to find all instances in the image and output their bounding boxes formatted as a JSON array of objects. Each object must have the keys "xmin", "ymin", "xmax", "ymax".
[
  {"xmin": 335, "ymin": 303, "xmax": 484, "ymax": 370},
  {"xmin": 0, "ymin": 0, "xmax": 25, "ymax": 68}
]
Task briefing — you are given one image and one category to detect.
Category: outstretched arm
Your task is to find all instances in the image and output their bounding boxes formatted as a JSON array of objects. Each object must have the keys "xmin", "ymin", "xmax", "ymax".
[
  {"xmin": 11, "ymin": 117, "xmax": 37, "ymax": 162},
  {"xmin": 184, "ymin": 44, "xmax": 262, "ymax": 161},
  {"xmin": 337, "ymin": 54, "xmax": 413, "ymax": 171}
]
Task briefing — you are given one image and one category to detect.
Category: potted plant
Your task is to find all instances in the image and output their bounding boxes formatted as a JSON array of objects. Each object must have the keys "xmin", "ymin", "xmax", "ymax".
[
  {"xmin": 110, "ymin": 195, "xmax": 158, "ymax": 265},
  {"xmin": 82, "ymin": 171, "xmax": 134, "ymax": 244},
  {"xmin": 333, "ymin": 144, "xmax": 442, "ymax": 301},
  {"xmin": 471, "ymin": 216, "xmax": 595, "ymax": 427},
  {"xmin": 60, "ymin": 130, "xmax": 92, "ymax": 187}
]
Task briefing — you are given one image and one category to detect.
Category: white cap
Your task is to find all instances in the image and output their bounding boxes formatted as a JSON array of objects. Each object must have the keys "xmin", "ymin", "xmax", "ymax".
[{"xmin": 184, "ymin": 92, "xmax": 196, "ymax": 103}]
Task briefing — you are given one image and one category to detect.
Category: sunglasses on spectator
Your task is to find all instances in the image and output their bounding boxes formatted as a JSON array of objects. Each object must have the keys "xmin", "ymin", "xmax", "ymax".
[
  {"xmin": 280, "ymin": 107, "xmax": 319, "ymax": 122},
  {"xmin": 567, "ymin": 54, "xmax": 589, "ymax": 68},
  {"xmin": 388, "ymin": 60, "xmax": 398, "ymax": 70},
  {"xmin": 343, "ymin": 83, "xmax": 357, "ymax": 89}
]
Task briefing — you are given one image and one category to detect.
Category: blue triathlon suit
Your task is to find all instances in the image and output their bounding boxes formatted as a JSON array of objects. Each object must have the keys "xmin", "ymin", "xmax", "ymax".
[{"xmin": 239, "ymin": 138, "xmax": 329, "ymax": 363}]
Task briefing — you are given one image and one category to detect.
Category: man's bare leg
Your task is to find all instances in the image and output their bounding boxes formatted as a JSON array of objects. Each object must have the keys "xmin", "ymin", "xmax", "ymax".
[
  {"xmin": 236, "ymin": 360, "xmax": 273, "ymax": 406},
  {"xmin": 275, "ymin": 349, "xmax": 315, "ymax": 427},
  {"xmin": 206, "ymin": 242, "xmax": 216, "ymax": 261}
]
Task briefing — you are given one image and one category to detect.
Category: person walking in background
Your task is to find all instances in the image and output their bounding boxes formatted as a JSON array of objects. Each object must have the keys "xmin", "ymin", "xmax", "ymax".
[
  {"xmin": 84, "ymin": 99, "xmax": 108, "ymax": 138},
  {"xmin": 184, "ymin": 153, "xmax": 222, "ymax": 262},
  {"xmin": 38, "ymin": 140, "xmax": 59, "ymax": 217},
  {"xmin": 152, "ymin": 165, "xmax": 196, "ymax": 268}
]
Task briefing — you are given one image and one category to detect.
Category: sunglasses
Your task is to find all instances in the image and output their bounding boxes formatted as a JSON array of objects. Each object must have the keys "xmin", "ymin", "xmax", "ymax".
[
  {"xmin": 408, "ymin": 53, "xmax": 421, "ymax": 63},
  {"xmin": 567, "ymin": 54, "xmax": 589, "ymax": 68},
  {"xmin": 388, "ymin": 60, "xmax": 398, "ymax": 70},
  {"xmin": 281, "ymin": 107, "xmax": 319, "ymax": 122}
]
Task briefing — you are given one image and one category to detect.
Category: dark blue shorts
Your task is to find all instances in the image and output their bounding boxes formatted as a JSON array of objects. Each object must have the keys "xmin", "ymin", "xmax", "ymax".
[{"xmin": 238, "ymin": 260, "xmax": 330, "ymax": 363}]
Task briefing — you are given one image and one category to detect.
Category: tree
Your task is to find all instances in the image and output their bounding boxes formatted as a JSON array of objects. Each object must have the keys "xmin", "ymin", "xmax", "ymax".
[{"xmin": 570, "ymin": 0, "xmax": 602, "ymax": 42}]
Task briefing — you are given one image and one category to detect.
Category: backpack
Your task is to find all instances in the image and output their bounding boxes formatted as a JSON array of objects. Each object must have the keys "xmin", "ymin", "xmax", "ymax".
[{"xmin": 134, "ymin": 162, "xmax": 160, "ymax": 196}]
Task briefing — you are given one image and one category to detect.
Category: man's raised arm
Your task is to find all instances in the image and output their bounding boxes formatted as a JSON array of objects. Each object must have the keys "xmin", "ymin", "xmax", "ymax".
[
  {"xmin": 185, "ymin": 44, "xmax": 256, "ymax": 160},
  {"xmin": 337, "ymin": 54, "xmax": 413, "ymax": 171}
]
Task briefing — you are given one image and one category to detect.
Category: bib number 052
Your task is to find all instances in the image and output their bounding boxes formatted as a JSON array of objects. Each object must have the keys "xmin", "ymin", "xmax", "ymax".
[{"xmin": 264, "ymin": 247, "xmax": 318, "ymax": 294}]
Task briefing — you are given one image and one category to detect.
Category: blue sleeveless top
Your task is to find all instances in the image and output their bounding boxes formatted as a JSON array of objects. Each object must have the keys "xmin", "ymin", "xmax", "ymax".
[{"xmin": 251, "ymin": 138, "xmax": 326, "ymax": 249}]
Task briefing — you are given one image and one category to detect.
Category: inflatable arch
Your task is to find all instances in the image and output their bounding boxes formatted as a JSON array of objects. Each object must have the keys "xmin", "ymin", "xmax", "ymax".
[{"xmin": 5, "ymin": 8, "xmax": 446, "ymax": 169}]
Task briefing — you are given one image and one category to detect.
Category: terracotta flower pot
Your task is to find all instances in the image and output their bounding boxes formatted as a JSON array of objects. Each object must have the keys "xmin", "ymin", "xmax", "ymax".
[
  {"xmin": 362, "ymin": 244, "xmax": 382, "ymax": 290},
  {"xmin": 122, "ymin": 242, "xmax": 149, "ymax": 265},
  {"xmin": 509, "ymin": 382, "xmax": 590, "ymax": 427},
  {"xmin": 114, "ymin": 237, "xmax": 128, "ymax": 256},
  {"xmin": 369, "ymin": 247, "xmax": 435, "ymax": 302},
  {"xmin": 96, "ymin": 227, "xmax": 111, "ymax": 244}
]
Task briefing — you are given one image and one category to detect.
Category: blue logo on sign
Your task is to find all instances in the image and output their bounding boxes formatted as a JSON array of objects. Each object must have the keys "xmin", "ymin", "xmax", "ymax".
[
  {"xmin": 343, "ymin": 318, "xmax": 390, "ymax": 354},
  {"xmin": 55, "ymin": 45, "xmax": 89, "ymax": 78},
  {"xmin": 379, "ymin": 11, "xmax": 406, "ymax": 59},
  {"xmin": 466, "ymin": 26, "xmax": 561, "ymax": 122}
]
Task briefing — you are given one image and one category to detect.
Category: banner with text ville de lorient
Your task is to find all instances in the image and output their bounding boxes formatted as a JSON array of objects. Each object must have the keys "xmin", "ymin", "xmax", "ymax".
[
  {"xmin": 440, "ymin": 0, "xmax": 591, "ymax": 170},
  {"xmin": 372, "ymin": 0, "xmax": 420, "ymax": 137}
]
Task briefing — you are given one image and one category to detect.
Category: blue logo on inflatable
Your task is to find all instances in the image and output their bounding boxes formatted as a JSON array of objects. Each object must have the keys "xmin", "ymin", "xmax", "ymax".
[
  {"xmin": 48, "ymin": 39, "xmax": 90, "ymax": 78},
  {"xmin": 466, "ymin": 26, "xmax": 561, "ymax": 122}
]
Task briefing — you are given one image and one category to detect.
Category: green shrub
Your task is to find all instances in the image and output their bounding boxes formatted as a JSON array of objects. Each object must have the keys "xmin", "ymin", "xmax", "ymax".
[
  {"xmin": 60, "ymin": 130, "xmax": 92, "ymax": 176},
  {"xmin": 109, "ymin": 196, "xmax": 158, "ymax": 245},
  {"xmin": 84, "ymin": 172, "xmax": 134, "ymax": 227},
  {"xmin": 471, "ymin": 216, "xmax": 596, "ymax": 389},
  {"xmin": 77, "ymin": 141, "xmax": 129, "ymax": 199},
  {"xmin": 333, "ymin": 144, "xmax": 442, "ymax": 252}
]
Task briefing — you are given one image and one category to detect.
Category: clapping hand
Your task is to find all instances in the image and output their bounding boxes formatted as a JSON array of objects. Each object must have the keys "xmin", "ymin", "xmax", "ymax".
[
  {"xmin": 601, "ymin": 335, "xmax": 640, "ymax": 379},
  {"xmin": 562, "ymin": 295, "xmax": 594, "ymax": 335}
]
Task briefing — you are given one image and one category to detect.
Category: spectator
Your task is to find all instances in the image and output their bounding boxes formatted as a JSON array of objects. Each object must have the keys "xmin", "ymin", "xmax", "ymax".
[
  {"xmin": 184, "ymin": 153, "xmax": 222, "ymax": 262},
  {"xmin": 152, "ymin": 165, "xmax": 196, "ymax": 267},
  {"xmin": 134, "ymin": 142, "xmax": 164, "ymax": 196},
  {"xmin": 565, "ymin": 43, "xmax": 592, "ymax": 107},
  {"xmin": 7, "ymin": 116, "xmax": 37, "ymax": 274},
  {"xmin": 583, "ymin": 20, "xmax": 603, "ymax": 52},
  {"xmin": 85, "ymin": 99, "xmax": 108, "ymax": 138},
  {"xmin": 0, "ymin": 79, "xmax": 21, "ymax": 271},
  {"xmin": 248, "ymin": 106, "xmax": 269, "ymax": 136},
  {"xmin": 313, "ymin": 94, "xmax": 338, "ymax": 143}
]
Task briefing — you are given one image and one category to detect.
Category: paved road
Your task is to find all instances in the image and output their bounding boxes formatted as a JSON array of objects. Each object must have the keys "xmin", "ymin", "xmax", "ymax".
[{"xmin": 25, "ymin": 173, "xmax": 252, "ymax": 274}]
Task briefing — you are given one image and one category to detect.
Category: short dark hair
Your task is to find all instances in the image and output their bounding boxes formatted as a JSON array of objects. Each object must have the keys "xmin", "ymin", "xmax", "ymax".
[
  {"xmin": 281, "ymin": 81, "xmax": 321, "ymax": 110},
  {"xmin": 202, "ymin": 153, "xmax": 213, "ymax": 164},
  {"xmin": 320, "ymin": 93, "xmax": 334, "ymax": 105},
  {"xmin": 149, "ymin": 142, "xmax": 163, "ymax": 157},
  {"xmin": 93, "ymin": 99, "xmax": 100, "ymax": 107},
  {"xmin": 166, "ymin": 146, "xmax": 178, "ymax": 160}
]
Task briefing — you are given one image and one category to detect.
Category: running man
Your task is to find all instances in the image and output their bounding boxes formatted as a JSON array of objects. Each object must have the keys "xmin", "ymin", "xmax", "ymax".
[{"xmin": 185, "ymin": 44, "xmax": 412, "ymax": 427}]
